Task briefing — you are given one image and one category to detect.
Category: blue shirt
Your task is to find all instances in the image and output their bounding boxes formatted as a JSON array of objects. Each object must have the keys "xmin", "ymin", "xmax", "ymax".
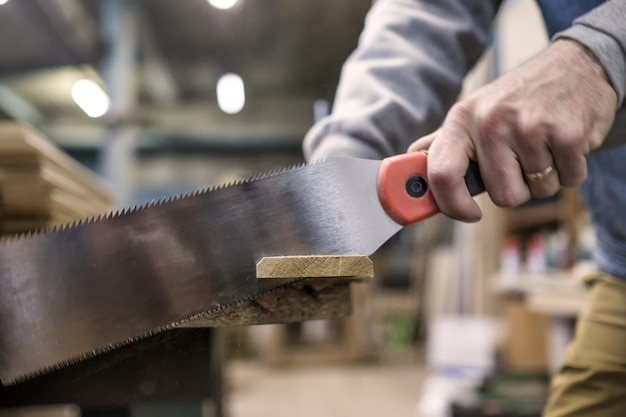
[
  {"xmin": 537, "ymin": 0, "xmax": 626, "ymax": 279},
  {"xmin": 536, "ymin": 0, "xmax": 606, "ymax": 36}
]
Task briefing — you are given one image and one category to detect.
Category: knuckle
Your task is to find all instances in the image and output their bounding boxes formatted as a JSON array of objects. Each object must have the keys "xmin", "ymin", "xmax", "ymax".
[
  {"xmin": 479, "ymin": 105, "xmax": 508, "ymax": 130},
  {"xmin": 475, "ymin": 104, "xmax": 515, "ymax": 149},
  {"xmin": 551, "ymin": 126, "xmax": 586, "ymax": 152},
  {"xmin": 588, "ymin": 132, "xmax": 605, "ymax": 151},
  {"xmin": 448, "ymin": 102, "xmax": 474, "ymax": 124},
  {"xmin": 515, "ymin": 111, "xmax": 549, "ymax": 145}
]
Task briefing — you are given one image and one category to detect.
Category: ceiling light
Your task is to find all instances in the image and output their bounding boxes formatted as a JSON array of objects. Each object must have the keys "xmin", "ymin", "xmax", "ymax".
[
  {"xmin": 0, "ymin": 0, "xmax": 10, "ymax": 5},
  {"xmin": 208, "ymin": 0, "xmax": 238, "ymax": 10},
  {"xmin": 216, "ymin": 73, "xmax": 245, "ymax": 115},
  {"xmin": 71, "ymin": 79, "xmax": 110, "ymax": 118}
]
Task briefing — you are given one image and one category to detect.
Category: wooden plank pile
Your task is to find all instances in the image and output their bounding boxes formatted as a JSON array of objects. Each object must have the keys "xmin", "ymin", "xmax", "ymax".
[{"xmin": 0, "ymin": 122, "xmax": 114, "ymax": 235}]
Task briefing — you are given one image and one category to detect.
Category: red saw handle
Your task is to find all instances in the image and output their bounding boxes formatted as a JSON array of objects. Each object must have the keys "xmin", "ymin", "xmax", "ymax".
[{"xmin": 377, "ymin": 152, "xmax": 484, "ymax": 225}]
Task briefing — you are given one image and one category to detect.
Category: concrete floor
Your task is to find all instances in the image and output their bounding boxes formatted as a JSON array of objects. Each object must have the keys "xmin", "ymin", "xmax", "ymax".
[{"xmin": 225, "ymin": 360, "xmax": 428, "ymax": 417}]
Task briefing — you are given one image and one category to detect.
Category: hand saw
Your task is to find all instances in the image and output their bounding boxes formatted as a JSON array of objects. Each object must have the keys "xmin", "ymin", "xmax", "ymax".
[
  {"xmin": 1, "ymin": 114, "xmax": 625, "ymax": 385},
  {"xmin": 0, "ymin": 151, "xmax": 464, "ymax": 385}
]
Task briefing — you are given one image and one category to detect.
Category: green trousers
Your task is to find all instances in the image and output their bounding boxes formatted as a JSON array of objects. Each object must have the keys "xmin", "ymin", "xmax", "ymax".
[{"xmin": 544, "ymin": 273, "xmax": 626, "ymax": 416}]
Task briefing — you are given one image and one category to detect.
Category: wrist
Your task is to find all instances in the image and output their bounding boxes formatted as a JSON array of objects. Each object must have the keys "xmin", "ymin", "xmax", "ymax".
[
  {"xmin": 554, "ymin": 38, "xmax": 613, "ymax": 86},
  {"xmin": 553, "ymin": 24, "xmax": 625, "ymax": 108}
]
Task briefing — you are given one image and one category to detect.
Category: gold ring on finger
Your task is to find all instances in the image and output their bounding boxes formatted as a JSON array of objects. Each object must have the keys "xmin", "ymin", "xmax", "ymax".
[{"xmin": 524, "ymin": 166, "xmax": 555, "ymax": 183}]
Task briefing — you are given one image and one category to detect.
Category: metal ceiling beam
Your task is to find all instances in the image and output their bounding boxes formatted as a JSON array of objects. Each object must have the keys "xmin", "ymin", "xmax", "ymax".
[
  {"xmin": 136, "ymin": 11, "xmax": 180, "ymax": 106},
  {"xmin": 44, "ymin": 94, "xmax": 316, "ymax": 146},
  {"xmin": 46, "ymin": 124, "xmax": 304, "ymax": 152},
  {"xmin": 100, "ymin": 0, "xmax": 139, "ymax": 122},
  {"xmin": 99, "ymin": 0, "xmax": 140, "ymax": 207}
]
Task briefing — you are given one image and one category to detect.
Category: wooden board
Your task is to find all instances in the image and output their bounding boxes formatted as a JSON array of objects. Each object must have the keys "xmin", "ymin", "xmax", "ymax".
[
  {"xmin": 252, "ymin": 255, "xmax": 374, "ymax": 364},
  {"xmin": 180, "ymin": 256, "xmax": 373, "ymax": 327},
  {"xmin": 257, "ymin": 255, "xmax": 373, "ymax": 279},
  {"xmin": 0, "ymin": 122, "xmax": 112, "ymax": 203},
  {"xmin": 0, "ymin": 122, "xmax": 114, "ymax": 235}
]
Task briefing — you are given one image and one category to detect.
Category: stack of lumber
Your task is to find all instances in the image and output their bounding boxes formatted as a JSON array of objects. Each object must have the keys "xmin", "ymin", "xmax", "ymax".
[{"xmin": 0, "ymin": 122, "xmax": 114, "ymax": 235}]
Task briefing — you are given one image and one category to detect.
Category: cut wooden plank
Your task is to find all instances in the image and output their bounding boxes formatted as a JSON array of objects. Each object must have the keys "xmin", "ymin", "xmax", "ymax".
[
  {"xmin": 182, "ymin": 256, "xmax": 373, "ymax": 328},
  {"xmin": 256, "ymin": 255, "xmax": 373, "ymax": 279},
  {"xmin": 251, "ymin": 256, "xmax": 375, "ymax": 364}
]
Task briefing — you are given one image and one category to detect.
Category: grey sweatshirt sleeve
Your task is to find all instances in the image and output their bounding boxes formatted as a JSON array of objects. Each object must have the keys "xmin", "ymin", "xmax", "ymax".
[
  {"xmin": 302, "ymin": 0, "xmax": 502, "ymax": 162},
  {"xmin": 554, "ymin": 0, "xmax": 626, "ymax": 108}
]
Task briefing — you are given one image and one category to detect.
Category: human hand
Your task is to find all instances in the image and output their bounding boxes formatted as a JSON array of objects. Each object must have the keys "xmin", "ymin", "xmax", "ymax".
[{"xmin": 408, "ymin": 39, "xmax": 617, "ymax": 222}]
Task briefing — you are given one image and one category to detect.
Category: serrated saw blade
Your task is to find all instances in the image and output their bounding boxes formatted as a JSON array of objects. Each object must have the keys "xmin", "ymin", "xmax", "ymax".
[{"xmin": 0, "ymin": 157, "xmax": 402, "ymax": 385}]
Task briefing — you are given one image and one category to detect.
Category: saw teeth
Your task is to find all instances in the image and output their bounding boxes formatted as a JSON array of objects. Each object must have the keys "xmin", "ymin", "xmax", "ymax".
[
  {"xmin": 245, "ymin": 162, "xmax": 309, "ymax": 183},
  {"xmin": 0, "ymin": 156, "xmax": 340, "ymax": 383},
  {"xmin": 7, "ymin": 275, "xmax": 310, "ymax": 385}
]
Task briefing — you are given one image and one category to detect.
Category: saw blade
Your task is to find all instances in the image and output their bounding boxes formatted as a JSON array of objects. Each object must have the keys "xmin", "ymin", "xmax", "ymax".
[{"xmin": 0, "ymin": 157, "xmax": 401, "ymax": 385}]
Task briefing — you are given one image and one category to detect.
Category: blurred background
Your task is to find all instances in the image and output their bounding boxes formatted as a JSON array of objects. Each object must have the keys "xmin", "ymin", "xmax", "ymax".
[
  {"xmin": 0, "ymin": 1, "xmax": 597, "ymax": 417},
  {"xmin": 0, "ymin": 0, "xmax": 372, "ymax": 206}
]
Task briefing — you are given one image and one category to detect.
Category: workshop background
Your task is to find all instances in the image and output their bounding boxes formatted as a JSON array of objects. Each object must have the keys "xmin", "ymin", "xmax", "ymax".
[{"xmin": 0, "ymin": 0, "xmax": 595, "ymax": 417}]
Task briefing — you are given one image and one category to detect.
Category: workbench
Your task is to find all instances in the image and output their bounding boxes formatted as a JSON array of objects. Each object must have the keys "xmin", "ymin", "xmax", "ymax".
[{"xmin": 0, "ymin": 255, "xmax": 373, "ymax": 417}]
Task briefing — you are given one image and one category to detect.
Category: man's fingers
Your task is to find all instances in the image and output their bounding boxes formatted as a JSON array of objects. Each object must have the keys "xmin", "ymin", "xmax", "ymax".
[
  {"xmin": 514, "ymin": 142, "xmax": 561, "ymax": 199},
  {"xmin": 548, "ymin": 130, "xmax": 588, "ymax": 187},
  {"xmin": 475, "ymin": 145, "xmax": 531, "ymax": 208},
  {"xmin": 427, "ymin": 124, "xmax": 482, "ymax": 222},
  {"xmin": 553, "ymin": 151, "xmax": 586, "ymax": 188}
]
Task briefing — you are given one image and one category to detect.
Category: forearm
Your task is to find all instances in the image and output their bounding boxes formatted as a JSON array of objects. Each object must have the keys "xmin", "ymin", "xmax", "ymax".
[
  {"xmin": 303, "ymin": 0, "xmax": 501, "ymax": 161},
  {"xmin": 554, "ymin": 0, "xmax": 626, "ymax": 107}
]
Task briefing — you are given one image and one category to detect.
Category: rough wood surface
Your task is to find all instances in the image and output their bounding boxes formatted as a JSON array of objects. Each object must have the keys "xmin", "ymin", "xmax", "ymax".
[
  {"xmin": 262, "ymin": 282, "xmax": 372, "ymax": 366},
  {"xmin": 0, "ymin": 122, "xmax": 112, "ymax": 202},
  {"xmin": 180, "ymin": 282, "xmax": 353, "ymax": 328},
  {"xmin": 184, "ymin": 255, "xmax": 374, "ymax": 327},
  {"xmin": 257, "ymin": 255, "xmax": 373, "ymax": 279},
  {"xmin": 0, "ymin": 122, "xmax": 114, "ymax": 235}
]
